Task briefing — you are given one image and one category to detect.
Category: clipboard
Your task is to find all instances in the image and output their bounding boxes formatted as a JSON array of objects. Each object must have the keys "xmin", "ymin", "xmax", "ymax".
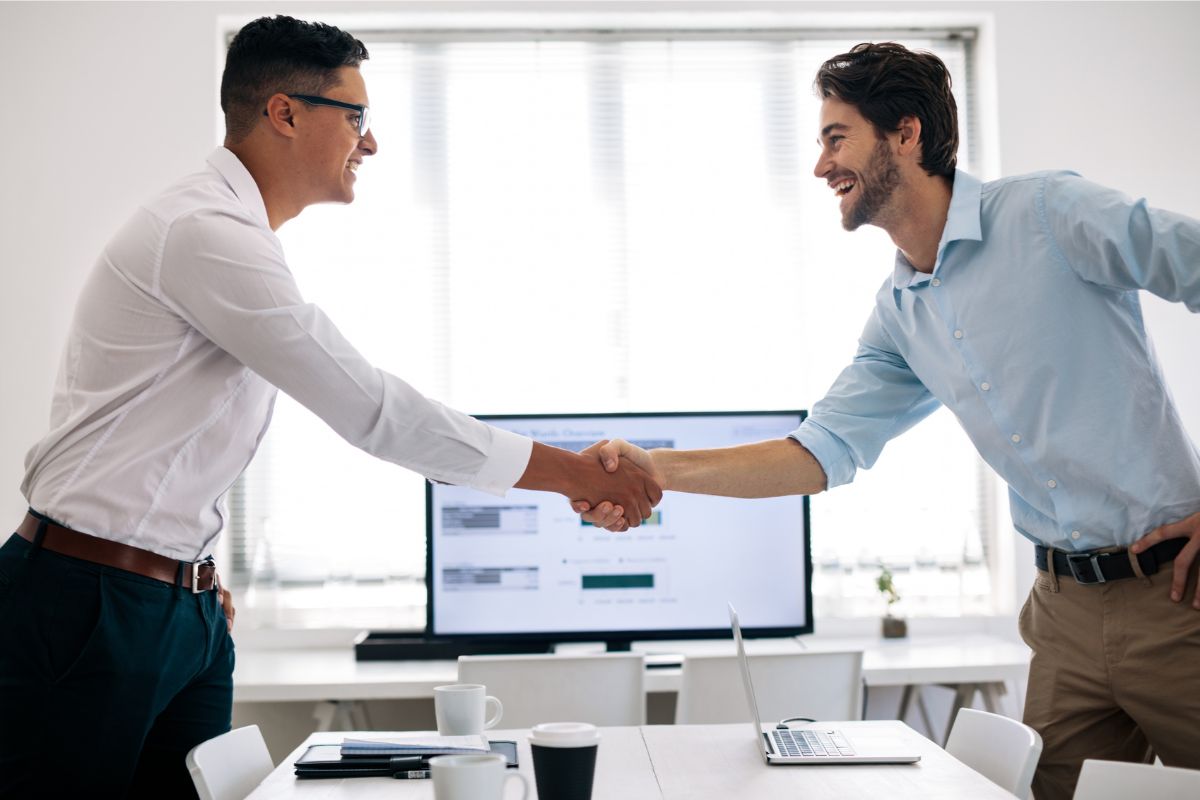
[{"xmin": 294, "ymin": 739, "xmax": 518, "ymax": 779}]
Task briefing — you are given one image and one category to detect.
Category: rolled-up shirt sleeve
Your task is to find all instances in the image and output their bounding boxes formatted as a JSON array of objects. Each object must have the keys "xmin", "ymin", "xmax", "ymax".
[
  {"xmin": 157, "ymin": 208, "xmax": 531, "ymax": 495},
  {"xmin": 790, "ymin": 309, "xmax": 941, "ymax": 490}
]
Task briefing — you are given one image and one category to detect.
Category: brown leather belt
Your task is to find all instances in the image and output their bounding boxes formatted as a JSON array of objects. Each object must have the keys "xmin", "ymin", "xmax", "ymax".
[{"xmin": 15, "ymin": 512, "xmax": 219, "ymax": 592}]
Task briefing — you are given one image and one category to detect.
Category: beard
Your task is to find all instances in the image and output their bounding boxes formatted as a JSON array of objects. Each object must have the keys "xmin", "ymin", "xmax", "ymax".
[{"xmin": 843, "ymin": 137, "xmax": 901, "ymax": 231}]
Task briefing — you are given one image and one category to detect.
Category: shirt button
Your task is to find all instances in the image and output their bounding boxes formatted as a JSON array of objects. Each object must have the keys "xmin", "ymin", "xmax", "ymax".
[
  {"xmin": 1071, "ymin": 530, "xmax": 1081, "ymax": 540},
  {"xmin": 1011, "ymin": 434, "xmax": 1021, "ymax": 443},
  {"xmin": 1047, "ymin": 479, "xmax": 1057, "ymax": 489},
  {"xmin": 953, "ymin": 329, "xmax": 964, "ymax": 339},
  {"xmin": 981, "ymin": 382, "xmax": 991, "ymax": 391},
  {"xmin": 931, "ymin": 278, "xmax": 941, "ymax": 287}
]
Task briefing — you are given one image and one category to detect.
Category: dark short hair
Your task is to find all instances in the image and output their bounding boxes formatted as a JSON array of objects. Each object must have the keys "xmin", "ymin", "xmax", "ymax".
[
  {"xmin": 221, "ymin": 15, "xmax": 369, "ymax": 143},
  {"xmin": 814, "ymin": 42, "xmax": 958, "ymax": 178}
]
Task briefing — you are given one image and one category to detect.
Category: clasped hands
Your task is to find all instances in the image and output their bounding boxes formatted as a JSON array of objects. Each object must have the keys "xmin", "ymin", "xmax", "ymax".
[{"xmin": 572, "ymin": 439, "xmax": 661, "ymax": 531}]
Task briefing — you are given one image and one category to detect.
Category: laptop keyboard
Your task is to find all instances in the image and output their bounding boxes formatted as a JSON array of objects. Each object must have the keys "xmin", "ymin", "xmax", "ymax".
[{"xmin": 771, "ymin": 729, "xmax": 856, "ymax": 758}]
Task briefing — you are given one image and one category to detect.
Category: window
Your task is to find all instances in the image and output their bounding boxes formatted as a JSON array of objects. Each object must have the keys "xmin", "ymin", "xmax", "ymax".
[{"xmin": 226, "ymin": 28, "xmax": 999, "ymax": 629}]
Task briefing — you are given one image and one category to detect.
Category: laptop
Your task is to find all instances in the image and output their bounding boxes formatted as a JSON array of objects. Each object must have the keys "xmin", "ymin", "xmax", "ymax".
[{"xmin": 729, "ymin": 603, "xmax": 921, "ymax": 765}]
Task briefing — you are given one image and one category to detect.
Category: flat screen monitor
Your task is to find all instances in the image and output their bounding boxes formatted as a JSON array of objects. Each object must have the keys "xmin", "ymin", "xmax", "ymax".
[{"xmin": 425, "ymin": 411, "xmax": 812, "ymax": 646}]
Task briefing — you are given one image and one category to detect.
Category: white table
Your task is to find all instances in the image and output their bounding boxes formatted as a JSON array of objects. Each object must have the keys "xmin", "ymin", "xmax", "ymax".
[
  {"xmin": 233, "ymin": 634, "xmax": 1030, "ymax": 736},
  {"xmin": 845, "ymin": 634, "xmax": 1032, "ymax": 737},
  {"xmin": 245, "ymin": 722, "xmax": 1015, "ymax": 799}
]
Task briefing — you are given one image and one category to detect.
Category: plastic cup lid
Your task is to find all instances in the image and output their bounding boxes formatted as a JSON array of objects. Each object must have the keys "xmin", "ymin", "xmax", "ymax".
[{"xmin": 529, "ymin": 722, "xmax": 601, "ymax": 748}]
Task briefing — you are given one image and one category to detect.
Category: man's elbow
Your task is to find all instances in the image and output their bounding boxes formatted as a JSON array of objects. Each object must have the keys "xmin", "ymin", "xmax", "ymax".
[{"xmin": 784, "ymin": 438, "xmax": 828, "ymax": 495}]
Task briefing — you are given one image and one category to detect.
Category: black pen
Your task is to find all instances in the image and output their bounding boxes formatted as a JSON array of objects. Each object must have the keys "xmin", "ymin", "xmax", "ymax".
[{"xmin": 393, "ymin": 769, "xmax": 430, "ymax": 779}]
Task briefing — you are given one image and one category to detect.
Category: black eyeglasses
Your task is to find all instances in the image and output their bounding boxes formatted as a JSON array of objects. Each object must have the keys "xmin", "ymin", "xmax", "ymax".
[{"xmin": 287, "ymin": 94, "xmax": 372, "ymax": 137}]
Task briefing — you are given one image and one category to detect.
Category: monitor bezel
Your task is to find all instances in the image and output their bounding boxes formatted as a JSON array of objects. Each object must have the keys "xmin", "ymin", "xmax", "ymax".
[{"xmin": 424, "ymin": 409, "xmax": 813, "ymax": 644}]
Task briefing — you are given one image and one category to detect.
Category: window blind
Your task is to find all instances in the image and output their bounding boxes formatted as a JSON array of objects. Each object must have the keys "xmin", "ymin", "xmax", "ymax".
[{"xmin": 227, "ymin": 29, "xmax": 997, "ymax": 626}]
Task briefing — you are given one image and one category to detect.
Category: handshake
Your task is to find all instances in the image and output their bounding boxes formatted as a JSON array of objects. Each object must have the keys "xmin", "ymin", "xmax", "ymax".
[
  {"xmin": 521, "ymin": 439, "xmax": 663, "ymax": 533},
  {"xmin": 519, "ymin": 434, "xmax": 815, "ymax": 528}
]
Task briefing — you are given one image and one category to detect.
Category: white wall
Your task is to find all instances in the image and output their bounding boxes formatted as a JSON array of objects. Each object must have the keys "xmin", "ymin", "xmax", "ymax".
[{"xmin": 3, "ymin": 0, "xmax": 1197, "ymax": 538}]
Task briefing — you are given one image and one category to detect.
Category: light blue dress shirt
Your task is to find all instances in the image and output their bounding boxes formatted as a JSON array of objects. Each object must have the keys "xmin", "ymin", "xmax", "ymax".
[{"xmin": 793, "ymin": 169, "xmax": 1200, "ymax": 551}]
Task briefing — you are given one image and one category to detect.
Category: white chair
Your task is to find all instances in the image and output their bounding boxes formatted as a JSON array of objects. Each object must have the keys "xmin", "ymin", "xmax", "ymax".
[
  {"xmin": 185, "ymin": 724, "xmax": 274, "ymax": 800},
  {"xmin": 1073, "ymin": 759, "xmax": 1200, "ymax": 800},
  {"xmin": 944, "ymin": 708, "xmax": 1042, "ymax": 799},
  {"xmin": 675, "ymin": 650, "xmax": 864, "ymax": 724},
  {"xmin": 457, "ymin": 652, "xmax": 645, "ymax": 728}
]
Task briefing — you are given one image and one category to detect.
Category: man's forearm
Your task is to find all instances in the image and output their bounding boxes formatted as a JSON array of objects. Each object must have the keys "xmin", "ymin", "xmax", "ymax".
[
  {"xmin": 654, "ymin": 437, "xmax": 827, "ymax": 498},
  {"xmin": 514, "ymin": 441, "xmax": 580, "ymax": 496}
]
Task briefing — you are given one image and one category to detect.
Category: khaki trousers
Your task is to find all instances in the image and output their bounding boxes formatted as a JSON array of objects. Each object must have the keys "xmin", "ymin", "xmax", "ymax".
[{"xmin": 1019, "ymin": 552, "xmax": 1200, "ymax": 800}]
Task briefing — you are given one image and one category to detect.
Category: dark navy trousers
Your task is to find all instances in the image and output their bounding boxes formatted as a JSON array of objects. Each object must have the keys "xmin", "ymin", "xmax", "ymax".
[{"xmin": 0, "ymin": 532, "xmax": 234, "ymax": 798}]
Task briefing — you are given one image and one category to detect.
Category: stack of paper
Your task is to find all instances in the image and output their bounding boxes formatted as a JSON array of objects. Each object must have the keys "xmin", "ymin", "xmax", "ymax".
[{"xmin": 340, "ymin": 734, "xmax": 490, "ymax": 757}]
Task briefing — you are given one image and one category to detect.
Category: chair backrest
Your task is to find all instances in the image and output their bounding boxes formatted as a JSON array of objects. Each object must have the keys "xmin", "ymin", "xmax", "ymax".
[
  {"xmin": 675, "ymin": 650, "xmax": 864, "ymax": 725},
  {"xmin": 1073, "ymin": 759, "xmax": 1200, "ymax": 800},
  {"xmin": 457, "ymin": 652, "xmax": 645, "ymax": 728},
  {"xmin": 185, "ymin": 724, "xmax": 274, "ymax": 800},
  {"xmin": 945, "ymin": 708, "xmax": 1042, "ymax": 800}
]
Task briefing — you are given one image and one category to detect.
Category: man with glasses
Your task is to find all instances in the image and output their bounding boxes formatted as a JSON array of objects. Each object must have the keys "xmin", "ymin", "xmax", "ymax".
[
  {"xmin": 0, "ymin": 15, "xmax": 659, "ymax": 797},
  {"xmin": 287, "ymin": 94, "xmax": 373, "ymax": 136}
]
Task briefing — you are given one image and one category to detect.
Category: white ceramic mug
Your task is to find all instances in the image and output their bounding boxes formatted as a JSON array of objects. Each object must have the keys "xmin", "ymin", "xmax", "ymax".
[
  {"xmin": 434, "ymin": 683, "xmax": 504, "ymax": 736},
  {"xmin": 429, "ymin": 753, "xmax": 528, "ymax": 800}
]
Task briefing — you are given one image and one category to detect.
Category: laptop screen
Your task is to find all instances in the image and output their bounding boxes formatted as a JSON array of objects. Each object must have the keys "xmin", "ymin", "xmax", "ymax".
[{"xmin": 730, "ymin": 603, "xmax": 769, "ymax": 741}]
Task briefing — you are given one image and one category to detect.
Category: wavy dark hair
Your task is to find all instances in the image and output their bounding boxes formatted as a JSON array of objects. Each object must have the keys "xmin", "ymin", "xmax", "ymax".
[
  {"xmin": 221, "ymin": 15, "xmax": 369, "ymax": 143},
  {"xmin": 814, "ymin": 42, "xmax": 958, "ymax": 178}
]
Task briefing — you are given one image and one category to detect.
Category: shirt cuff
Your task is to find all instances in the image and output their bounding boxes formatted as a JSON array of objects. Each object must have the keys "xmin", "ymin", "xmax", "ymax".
[
  {"xmin": 789, "ymin": 421, "xmax": 857, "ymax": 490},
  {"xmin": 469, "ymin": 426, "xmax": 534, "ymax": 497}
]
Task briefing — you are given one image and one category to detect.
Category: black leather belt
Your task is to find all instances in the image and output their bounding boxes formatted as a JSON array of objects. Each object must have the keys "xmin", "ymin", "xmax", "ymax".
[{"xmin": 1035, "ymin": 538, "xmax": 1186, "ymax": 585}]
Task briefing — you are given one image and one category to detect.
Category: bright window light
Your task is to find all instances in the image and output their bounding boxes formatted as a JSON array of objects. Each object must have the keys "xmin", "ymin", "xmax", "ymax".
[{"xmin": 226, "ymin": 30, "xmax": 999, "ymax": 628}]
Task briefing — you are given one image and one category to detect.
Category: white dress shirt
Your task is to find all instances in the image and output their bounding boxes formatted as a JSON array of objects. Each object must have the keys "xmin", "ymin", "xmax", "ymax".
[{"xmin": 21, "ymin": 148, "xmax": 532, "ymax": 561}]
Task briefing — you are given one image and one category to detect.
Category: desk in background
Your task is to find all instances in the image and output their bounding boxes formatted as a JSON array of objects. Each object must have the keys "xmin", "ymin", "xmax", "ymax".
[
  {"xmin": 245, "ymin": 721, "xmax": 1015, "ymax": 799},
  {"xmin": 233, "ymin": 634, "xmax": 1030, "ymax": 742}
]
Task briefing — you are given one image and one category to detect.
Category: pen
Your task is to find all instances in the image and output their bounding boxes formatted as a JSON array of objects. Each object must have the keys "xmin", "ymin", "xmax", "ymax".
[{"xmin": 393, "ymin": 769, "xmax": 430, "ymax": 779}]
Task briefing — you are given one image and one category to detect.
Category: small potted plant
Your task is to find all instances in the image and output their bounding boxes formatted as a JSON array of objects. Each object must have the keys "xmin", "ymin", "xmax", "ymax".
[{"xmin": 876, "ymin": 564, "xmax": 907, "ymax": 638}]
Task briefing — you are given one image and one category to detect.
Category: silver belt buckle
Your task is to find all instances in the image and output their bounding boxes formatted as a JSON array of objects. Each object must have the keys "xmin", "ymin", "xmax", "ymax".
[
  {"xmin": 191, "ymin": 557, "xmax": 218, "ymax": 594},
  {"xmin": 1066, "ymin": 552, "xmax": 1106, "ymax": 585}
]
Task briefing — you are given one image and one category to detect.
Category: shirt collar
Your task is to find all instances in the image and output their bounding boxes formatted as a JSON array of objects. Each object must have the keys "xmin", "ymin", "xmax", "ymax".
[
  {"xmin": 890, "ymin": 168, "xmax": 983, "ymax": 304},
  {"xmin": 206, "ymin": 147, "xmax": 271, "ymax": 229}
]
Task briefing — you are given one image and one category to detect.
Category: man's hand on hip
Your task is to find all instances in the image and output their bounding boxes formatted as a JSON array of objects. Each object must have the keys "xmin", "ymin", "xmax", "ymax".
[
  {"xmin": 1131, "ymin": 509, "xmax": 1200, "ymax": 609},
  {"xmin": 220, "ymin": 586, "xmax": 236, "ymax": 631}
]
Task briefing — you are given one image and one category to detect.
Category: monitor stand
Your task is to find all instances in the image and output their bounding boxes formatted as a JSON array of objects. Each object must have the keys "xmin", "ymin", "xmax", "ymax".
[{"xmin": 354, "ymin": 631, "xmax": 553, "ymax": 661}]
